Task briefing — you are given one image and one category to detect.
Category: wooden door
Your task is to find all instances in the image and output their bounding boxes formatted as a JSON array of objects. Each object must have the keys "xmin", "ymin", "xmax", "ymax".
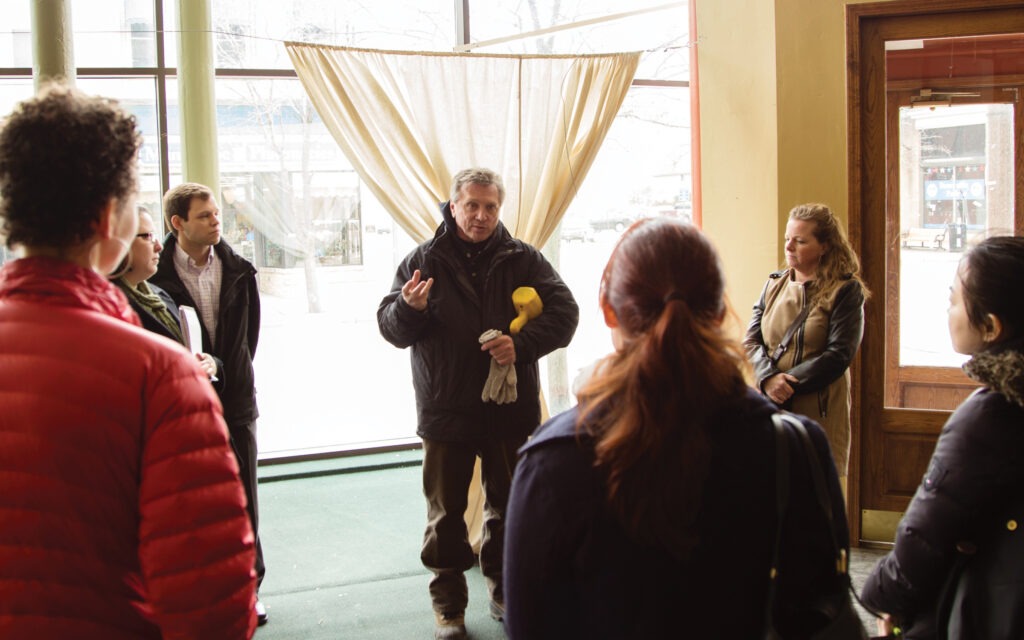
[{"xmin": 848, "ymin": 1, "xmax": 1024, "ymax": 545}]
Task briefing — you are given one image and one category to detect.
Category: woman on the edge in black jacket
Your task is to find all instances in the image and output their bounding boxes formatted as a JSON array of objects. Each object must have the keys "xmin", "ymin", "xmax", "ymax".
[
  {"xmin": 503, "ymin": 218, "xmax": 851, "ymax": 639},
  {"xmin": 862, "ymin": 236, "xmax": 1024, "ymax": 639}
]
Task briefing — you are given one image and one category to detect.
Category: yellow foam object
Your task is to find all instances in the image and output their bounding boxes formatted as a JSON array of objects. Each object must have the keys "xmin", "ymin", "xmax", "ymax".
[{"xmin": 509, "ymin": 286, "xmax": 543, "ymax": 335}]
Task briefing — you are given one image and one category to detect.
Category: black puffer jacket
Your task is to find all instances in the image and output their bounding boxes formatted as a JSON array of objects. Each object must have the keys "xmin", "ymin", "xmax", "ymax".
[
  {"xmin": 377, "ymin": 203, "xmax": 579, "ymax": 443},
  {"xmin": 861, "ymin": 339, "xmax": 1024, "ymax": 639},
  {"xmin": 151, "ymin": 235, "xmax": 260, "ymax": 426}
]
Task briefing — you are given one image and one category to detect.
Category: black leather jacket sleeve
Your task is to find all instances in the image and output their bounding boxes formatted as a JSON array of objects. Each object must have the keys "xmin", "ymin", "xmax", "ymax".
[{"xmin": 743, "ymin": 278, "xmax": 777, "ymax": 391}]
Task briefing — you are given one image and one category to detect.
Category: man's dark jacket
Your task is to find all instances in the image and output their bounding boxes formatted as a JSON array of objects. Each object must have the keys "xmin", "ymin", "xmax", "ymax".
[
  {"xmin": 377, "ymin": 203, "xmax": 579, "ymax": 443},
  {"xmin": 151, "ymin": 234, "xmax": 260, "ymax": 426}
]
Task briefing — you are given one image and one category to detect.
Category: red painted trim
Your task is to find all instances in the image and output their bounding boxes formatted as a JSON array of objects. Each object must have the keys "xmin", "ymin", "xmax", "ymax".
[{"xmin": 689, "ymin": 0, "xmax": 702, "ymax": 228}]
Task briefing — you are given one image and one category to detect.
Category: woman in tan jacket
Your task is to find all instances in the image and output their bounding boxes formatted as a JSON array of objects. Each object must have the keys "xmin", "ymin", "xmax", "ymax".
[{"xmin": 744, "ymin": 203, "xmax": 868, "ymax": 489}]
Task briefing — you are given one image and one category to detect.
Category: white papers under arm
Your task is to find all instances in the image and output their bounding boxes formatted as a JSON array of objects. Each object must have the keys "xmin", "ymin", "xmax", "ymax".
[
  {"xmin": 178, "ymin": 305, "xmax": 218, "ymax": 381},
  {"xmin": 178, "ymin": 305, "xmax": 203, "ymax": 356}
]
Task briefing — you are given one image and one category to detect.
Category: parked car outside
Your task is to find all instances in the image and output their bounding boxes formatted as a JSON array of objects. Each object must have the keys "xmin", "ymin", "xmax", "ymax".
[
  {"xmin": 560, "ymin": 218, "xmax": 595, "ymax": 243},
  {"xmin": 589, "ymin": 208, "xmax": 638, "ymax": 232}
]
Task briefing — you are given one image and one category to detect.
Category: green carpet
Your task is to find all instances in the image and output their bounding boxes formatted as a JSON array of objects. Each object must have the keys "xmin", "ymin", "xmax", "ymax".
[
  {"xmin": 255, "ymin": 452, "xmax": 507, "ymax": 639},
  {"xmin": 252, "ymin": 451, "xmax": 888, "ymax": 638}
]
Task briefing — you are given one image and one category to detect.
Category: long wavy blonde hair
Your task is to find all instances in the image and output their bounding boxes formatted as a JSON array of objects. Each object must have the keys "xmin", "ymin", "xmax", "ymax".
[{"xmin": 789, "ymin": 203, "xmax": 869, "ymax": 305}]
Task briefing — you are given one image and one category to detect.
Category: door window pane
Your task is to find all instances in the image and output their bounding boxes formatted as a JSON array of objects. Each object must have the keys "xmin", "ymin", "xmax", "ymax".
[
  {"xmin": 897, "ymin": 103, "xmax": 1015, "ymax": 371},
  {"xmin": 884, "ymin": 33, "xmax": 1022, "ymax": 411}
]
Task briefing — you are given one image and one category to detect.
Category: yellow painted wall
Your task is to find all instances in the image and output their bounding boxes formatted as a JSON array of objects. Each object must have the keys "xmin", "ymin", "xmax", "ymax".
[
  {"xmin": 774, "ymin": 0, "xmax": 854, "ymax": 233},
  {"xmin": 694, "ymin": 0, "xmax": 779, "ymax": 323},
  {"xmin": 696, "ymin": 0, "xmax": 893, "ymax": 329}
]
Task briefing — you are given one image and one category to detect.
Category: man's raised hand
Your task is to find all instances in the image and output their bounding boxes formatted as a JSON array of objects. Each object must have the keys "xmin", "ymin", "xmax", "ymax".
[{"xmin": 402, "ymin": 269, "xmax": 434, "ymax": 311}]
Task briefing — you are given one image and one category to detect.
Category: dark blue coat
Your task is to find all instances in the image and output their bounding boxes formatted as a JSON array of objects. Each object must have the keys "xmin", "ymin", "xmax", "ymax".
[{"xmin": 503, "ymin": 388, "xmax": 849, "ymax": 639}]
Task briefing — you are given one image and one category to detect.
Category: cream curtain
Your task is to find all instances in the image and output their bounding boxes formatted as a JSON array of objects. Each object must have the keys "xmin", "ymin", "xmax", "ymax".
[
  {"xmin": 286, "ymin": 43, "xmax": 638, "ymax": 554},
  {"xmin": 285, "ymin": 43, "xmax": 639, "ymax": 247}
]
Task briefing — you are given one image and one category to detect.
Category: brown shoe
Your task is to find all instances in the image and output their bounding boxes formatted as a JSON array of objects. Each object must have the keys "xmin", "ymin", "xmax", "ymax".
[{"xmin": 434, "ymin": 611, "xmax": 467, "ymax": 640}]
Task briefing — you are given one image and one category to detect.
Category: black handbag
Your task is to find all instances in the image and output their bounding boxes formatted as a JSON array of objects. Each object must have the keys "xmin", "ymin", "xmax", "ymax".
[{"xmin": 764, "ymin": 412, "xmax": 869, "ymax": 640}]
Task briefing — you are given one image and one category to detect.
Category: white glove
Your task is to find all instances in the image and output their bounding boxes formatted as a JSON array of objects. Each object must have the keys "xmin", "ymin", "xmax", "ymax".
[
  {"xmin": 500, "ymin": 364, "xmax": 517, "ymax": 404},
  {"xmin": 479, "ymin": 329, "xmax": 518, "ymax": 404}
]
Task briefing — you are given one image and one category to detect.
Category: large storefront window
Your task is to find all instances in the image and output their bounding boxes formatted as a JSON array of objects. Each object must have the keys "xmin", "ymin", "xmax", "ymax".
[{"xmin": 0, "ymin": 0, "xmax": 692, "ymax": 458}]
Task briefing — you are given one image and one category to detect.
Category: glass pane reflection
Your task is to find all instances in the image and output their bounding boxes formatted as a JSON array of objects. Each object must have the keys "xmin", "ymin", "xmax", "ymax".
[{"xmin": 897, "ymin": 104, "xmax": 1015, "ymax": 369}]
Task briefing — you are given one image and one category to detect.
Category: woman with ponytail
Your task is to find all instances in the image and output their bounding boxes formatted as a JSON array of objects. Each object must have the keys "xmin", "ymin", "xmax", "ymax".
[{"xmin": 503, "ymin": 218, "xmax": 851, "ymax": 639}]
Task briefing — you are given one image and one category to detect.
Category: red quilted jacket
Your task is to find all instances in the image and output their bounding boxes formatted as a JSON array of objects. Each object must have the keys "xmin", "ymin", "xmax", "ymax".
[{"xmin": 0, "ymin": 257, "xmax": 257, "ymax": 639}]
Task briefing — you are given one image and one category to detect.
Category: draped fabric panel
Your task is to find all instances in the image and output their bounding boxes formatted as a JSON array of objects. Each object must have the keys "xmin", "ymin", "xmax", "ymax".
[{"xmin": 286, "ymin": 43, "xmax": 639, "ymax": 247}]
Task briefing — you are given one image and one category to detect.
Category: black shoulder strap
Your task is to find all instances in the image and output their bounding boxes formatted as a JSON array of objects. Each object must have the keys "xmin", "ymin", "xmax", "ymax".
[
  {"xmin": 777, "ymin": 413, "xmax": 840, "ymax": 553},
  {"xmin": 770, "ymin": 303, "xmax": 812, "ymax": 364},
  {"xmin": 772, "ymin": 412, "xmax": 885, "ymax": 626},
  {"xmin": 765, "ymin": 413, "xmax": 792, "ymax": 634}
]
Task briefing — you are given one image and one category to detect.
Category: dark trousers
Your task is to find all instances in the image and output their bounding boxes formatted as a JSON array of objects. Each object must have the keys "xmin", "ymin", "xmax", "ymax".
[
  {"xmin": 420, "ymin": 435, "xmax": 525, "ymax": 616},
  {"xmin": 229, "ymin": 419, "xmax": 265, "ymax": 588}
]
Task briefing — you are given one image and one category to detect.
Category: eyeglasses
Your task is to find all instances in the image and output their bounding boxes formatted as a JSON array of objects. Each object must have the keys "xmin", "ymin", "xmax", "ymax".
[{"xmin": 135, "ymin": 232, "xmax": 157, "ymax": 242}]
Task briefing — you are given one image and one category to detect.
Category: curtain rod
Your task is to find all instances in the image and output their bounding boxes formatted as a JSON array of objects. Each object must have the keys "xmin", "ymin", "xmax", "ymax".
[{"xmin": 453, "ymin": 2, "xmax": 687, "ymax": 53}]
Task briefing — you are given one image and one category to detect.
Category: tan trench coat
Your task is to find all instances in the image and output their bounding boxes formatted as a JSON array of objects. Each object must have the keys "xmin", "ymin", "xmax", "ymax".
[{"xmin": 749, "ymin": 271, "xmax": 865, "ymax": 476}]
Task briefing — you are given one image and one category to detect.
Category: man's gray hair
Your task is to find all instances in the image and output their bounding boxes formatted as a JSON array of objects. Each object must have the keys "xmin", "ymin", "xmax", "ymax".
[{"xmin": 450, "ymin": 168, "xmax": 505, "ymax": 205}]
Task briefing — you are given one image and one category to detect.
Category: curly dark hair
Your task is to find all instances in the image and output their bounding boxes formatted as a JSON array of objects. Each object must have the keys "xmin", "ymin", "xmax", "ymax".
[{"xmin": 0, "ymin": 84, "xmax": 141, "ymax": 249}]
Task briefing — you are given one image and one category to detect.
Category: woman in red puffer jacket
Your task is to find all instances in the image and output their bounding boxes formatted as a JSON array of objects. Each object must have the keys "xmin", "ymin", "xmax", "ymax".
[{"xmin": 0, "ymin": 86, "xmax": 257, "ymax": 639}]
